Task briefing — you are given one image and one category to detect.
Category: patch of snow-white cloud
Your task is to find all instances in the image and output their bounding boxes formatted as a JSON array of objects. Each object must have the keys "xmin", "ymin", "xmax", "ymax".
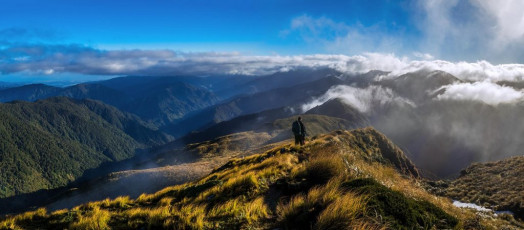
[
  {"xmin": 416, "ymin": 0, "xmax": 524, "ymax": 62},
  {"xmin": 413, "ymin": 52, "xmax": 434, "ymax": 60},
  {"xmin": 435, "ymin": 81, "xmax": 524, "ymax": 105},
  {"xmin": 383, "ymin": 59, "xmax": 524, "ymax": 82},
  {"xmin": 301, "ymin": 85, "xmax": 415, "ymax": 113},
  {"xmin": 471, "ymin": 0, "xmax": 524, "ymax": 48}
]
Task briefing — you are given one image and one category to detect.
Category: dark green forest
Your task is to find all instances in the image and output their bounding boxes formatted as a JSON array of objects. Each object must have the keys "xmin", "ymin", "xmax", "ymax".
[{"xmin": 0, "ymin": 97, "xmax": 170, "ymax": 198}]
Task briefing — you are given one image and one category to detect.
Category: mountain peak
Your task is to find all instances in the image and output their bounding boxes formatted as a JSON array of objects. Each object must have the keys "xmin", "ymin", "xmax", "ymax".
[
  {"xmin": 305, "ymin": 98, "xmax": 369, "ymax": 127},
  {"xmin": 322, "ymin": 127, "xmax": 420, "ymax": 178}
]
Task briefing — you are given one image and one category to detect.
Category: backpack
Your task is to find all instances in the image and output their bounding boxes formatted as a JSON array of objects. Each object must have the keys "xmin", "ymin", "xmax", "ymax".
[{"xmin": 292, "ymin": 121, "xmax": 300, "ymax": 134}]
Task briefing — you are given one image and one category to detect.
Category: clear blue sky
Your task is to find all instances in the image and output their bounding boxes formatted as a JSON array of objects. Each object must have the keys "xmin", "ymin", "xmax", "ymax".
[
  {"xmin": 1, "ymin": 0, "xmax": 523, "ymax": 83},
  {"xmin": 0, "ymin": 0, "xmax": 416, "ymax": 53}
]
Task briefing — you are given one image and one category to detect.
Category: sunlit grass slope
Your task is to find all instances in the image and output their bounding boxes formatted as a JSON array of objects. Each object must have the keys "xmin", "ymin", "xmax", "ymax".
[
  {"xmin": 1, "ymin": 128, "xmax": 519, "ymax": 229},
  {"xmin": 446, "ymin": 156, "xmax": 524, "ymax": 220}
]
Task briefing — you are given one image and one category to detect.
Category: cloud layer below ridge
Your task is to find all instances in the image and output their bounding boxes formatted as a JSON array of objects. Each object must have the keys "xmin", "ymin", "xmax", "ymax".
[{"xmin": 2, "ymin": 44, "xmax": 524, "ymax": 83}]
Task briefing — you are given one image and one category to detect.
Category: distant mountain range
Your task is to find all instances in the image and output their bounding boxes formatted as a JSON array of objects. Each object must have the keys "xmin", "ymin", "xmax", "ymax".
[
  {"xmin": 169, "ymin": 75, "xmax": 345, "ymax": 137},
  {"xmin": 0, "ymin": 81, "xmax": 23, "ymax": 90},
  {"xmin": 0, "ymin": 79, "xmax": 221, "ymax": 127},
  {"xmin": 2, "ymin": 68, "xmax": 524, "ymax": 179}
]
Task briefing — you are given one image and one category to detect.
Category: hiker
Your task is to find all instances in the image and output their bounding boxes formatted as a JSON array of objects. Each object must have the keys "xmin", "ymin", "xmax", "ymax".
[{"xmin": 292, "ymin": 116, "xmax": 306, "ymax": 146}]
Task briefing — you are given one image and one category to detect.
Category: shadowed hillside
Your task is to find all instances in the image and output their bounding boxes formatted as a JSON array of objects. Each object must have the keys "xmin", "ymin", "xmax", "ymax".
[
  {"xmin": 0, "ymin": 78, "xmax": 223, "ymax": 128},
  {"xmin": 170, "ymin": 76, "xmax": 344, "ymax": 137}
]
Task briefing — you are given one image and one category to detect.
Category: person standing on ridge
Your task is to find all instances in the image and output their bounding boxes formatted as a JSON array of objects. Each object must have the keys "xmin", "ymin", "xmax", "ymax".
[{"xmin": 292, "ymin": 116, "xmax": 306, "ymax": 146}]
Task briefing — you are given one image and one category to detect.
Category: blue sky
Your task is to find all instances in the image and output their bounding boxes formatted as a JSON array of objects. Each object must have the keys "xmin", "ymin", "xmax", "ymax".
[
  {"xmin": 0, "ymin": 0, "xmax": 416, "ymax": 53},
  {"xmin": 1, "ymin": 0, "xmax": 524, "ymax": 83}
]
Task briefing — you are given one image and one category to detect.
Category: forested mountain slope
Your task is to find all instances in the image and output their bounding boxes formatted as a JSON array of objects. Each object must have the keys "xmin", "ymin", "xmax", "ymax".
[{"xmin": 0, "ymin": 97, "xmax": 170, "ymax": 198}]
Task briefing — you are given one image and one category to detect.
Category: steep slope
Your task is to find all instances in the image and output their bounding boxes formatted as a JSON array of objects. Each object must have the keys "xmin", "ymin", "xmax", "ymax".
[
  {"xmin": 3, "ymin": 128, "xmax": 520, "ymax": 229},
  {"xmin": 444, "ymin": 156, "xmax": 524, "ymax": 220},
  {"xmin": 124, "ymin": 81, "xmax": 221, "ymax": 126},
  {"xmin": 0, "ymin": 97, "xmax": 170, "ymax": 199},
  {"xmin": 76, "ymin": 99, "xmax": 172, "ymax": 146}
]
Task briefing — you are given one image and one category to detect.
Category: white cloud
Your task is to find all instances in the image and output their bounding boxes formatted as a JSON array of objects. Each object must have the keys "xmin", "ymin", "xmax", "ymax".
[
  {"xmin": 2, "ymin": 44, "xmax": 524, "ymax": 83},
  {"xmin": 284, "ymin": 3, "xmax": 524, "ymax": 63},
  {"xmin": 413, "ymin": 52, "xmax": 434, "ymax": 60},
  {"xmin": 380, "ymin": 59, "xmax": 524, "ymax": 82},
  {"xmin": 435, "ymin": 81, "xmax": 524, "ymax": 105},
  {"xmin": 417, "ymin": 0, "xmax": 524, "ymax": 62},
  {"xmin": 301, "ymin": 85, "xmax": 415, "ymax": 113},
  {"xmin": 472, "ymin": 0, "xmax": 524, "ymax": 47},
  {"xmin": 283, "ymin": 14, "xmax": 408, "ymax": 55}
]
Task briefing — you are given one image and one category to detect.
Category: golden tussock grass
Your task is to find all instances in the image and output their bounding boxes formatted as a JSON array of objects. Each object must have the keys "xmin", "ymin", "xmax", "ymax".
[
  {"xmin": 2, "ymin": 128, "xmax": 522, "ymax": 229},
  {"xmin": 172, "ymin": 204, "xmax": 206, "ymax": 230},
  {"xmin": 277, "ymin": 179, "xmax": 369, "ymax": 230},
  {"xmin": 244, "ymin": 197, "xmax": 271, "ymax": 223},
  {"xmin": 69, "ymin": 206, "xmax": 110, "ymax": 230},
  {"xmin": 0, "ymin": 208, "xmax": 47, "ymax": 230},
  {"xmin": 315, "ymin": 193, "xmax": 366, "ymax": 230}
]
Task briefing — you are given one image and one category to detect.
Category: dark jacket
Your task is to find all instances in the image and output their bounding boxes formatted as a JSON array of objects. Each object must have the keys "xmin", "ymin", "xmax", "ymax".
[{"xmin": 292, "ymin": 120, "xmax": 306, "ymax": 136}]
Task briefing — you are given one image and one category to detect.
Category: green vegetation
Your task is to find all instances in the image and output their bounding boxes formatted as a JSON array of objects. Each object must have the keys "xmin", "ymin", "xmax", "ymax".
[
  {"xmin": 0, "ymin": 97, "xmax": 169, "ymax": 198},
  {"xmin": 343, "ymin": 178, "xmax": 457, "ymax": 229},
  {"xmin": 445, "ymin": 156, "xmax": 524, "ymax": 220},
  {"xmin": 3, "ymin": 128, "xmax": 518, "ymax": 229}
]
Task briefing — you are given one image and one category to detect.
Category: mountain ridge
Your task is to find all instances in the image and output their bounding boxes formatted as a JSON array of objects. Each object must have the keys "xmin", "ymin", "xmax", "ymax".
[{"xmin": 2, "ymin": 127, "xmax": 521, "ymax": 229}]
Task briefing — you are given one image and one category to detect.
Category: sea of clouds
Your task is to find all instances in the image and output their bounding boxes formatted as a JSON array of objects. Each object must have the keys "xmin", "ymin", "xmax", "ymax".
[{"xmin": 2, "ymin": 41, "xmax": 524, "ymax": 106}]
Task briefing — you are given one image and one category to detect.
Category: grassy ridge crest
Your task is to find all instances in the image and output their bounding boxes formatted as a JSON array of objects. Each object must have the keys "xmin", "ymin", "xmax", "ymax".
[{"xmin": 1, "ymin": 128, "xmax": 519, "ymax": 229}]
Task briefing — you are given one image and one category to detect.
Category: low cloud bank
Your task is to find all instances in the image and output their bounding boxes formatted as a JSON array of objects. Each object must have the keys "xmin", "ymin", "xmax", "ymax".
[
  {"xmin": 2, "ymin": 43, "xmax": 524, "ymax": 83},
  {"xmin": 436, "ymin": 82, "xmax": 524, "ymax": 105},
  {"xmin": 301, "ymin": 85, "xmax": 415, "ymax": 113},
  {"xmin": 384, "ymin": 60, "xmax": 524, "ymax": 82}
]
